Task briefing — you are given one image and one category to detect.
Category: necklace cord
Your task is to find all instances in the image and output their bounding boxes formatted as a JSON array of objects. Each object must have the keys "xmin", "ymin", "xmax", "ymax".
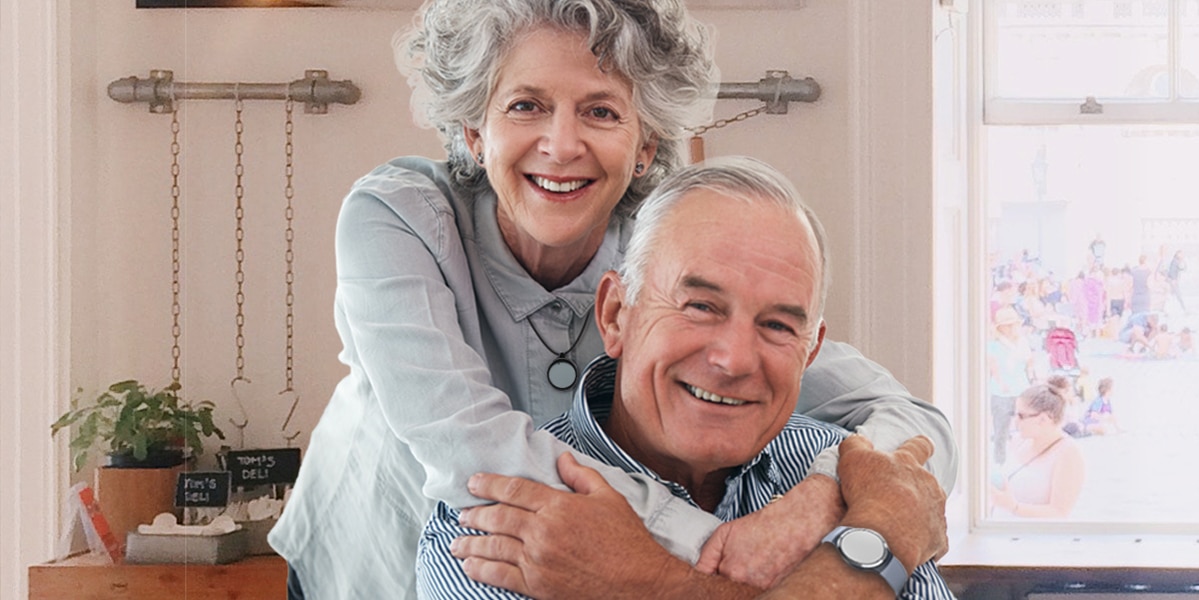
[{"xmin": 528, "ymin": 308, "xmax": 592, "ymax": 358}]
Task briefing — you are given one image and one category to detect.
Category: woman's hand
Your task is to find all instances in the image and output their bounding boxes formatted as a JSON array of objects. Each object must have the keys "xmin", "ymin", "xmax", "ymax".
[
  {"xmin": 452, "ymin": 453, "xmax": 688, "ymax": 600},
  {"xmin": 695, "ymin": 474, "xmax": 844, "ymax": 588},
  {"xmin": 989, "ymin": 482, "xmax": 1016, "ymax": 513}
]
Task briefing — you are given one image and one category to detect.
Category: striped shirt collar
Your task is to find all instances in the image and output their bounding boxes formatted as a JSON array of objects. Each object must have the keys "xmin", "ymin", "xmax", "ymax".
[{"xmin": 568, "ymin": 356, "xmax": 781, "ymax": 512}]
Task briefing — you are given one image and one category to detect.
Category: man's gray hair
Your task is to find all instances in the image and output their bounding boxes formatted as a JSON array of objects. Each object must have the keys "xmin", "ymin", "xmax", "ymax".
[
  {"xmin": 395, "ymin": 0, "xmax": 718, "ymax": 218},
  {"xmin": 620, "ymin": 156, "xmax": 830, "ymax": 344}
]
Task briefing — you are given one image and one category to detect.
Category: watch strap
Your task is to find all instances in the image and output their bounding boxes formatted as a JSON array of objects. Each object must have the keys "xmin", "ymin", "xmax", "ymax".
[
  {"xmin": 822, "ymin": 525, "xmax": 907, "ymax": 597},
  {"xmin": 877, "ymin": 548, "xmax": 907, "ymax": 596}
]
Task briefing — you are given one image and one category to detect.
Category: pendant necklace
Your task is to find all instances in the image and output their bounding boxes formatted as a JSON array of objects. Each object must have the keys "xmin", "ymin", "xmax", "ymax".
[{"xmin": 528, "ymin": 309, "xmax": 592, "ymax": 391}]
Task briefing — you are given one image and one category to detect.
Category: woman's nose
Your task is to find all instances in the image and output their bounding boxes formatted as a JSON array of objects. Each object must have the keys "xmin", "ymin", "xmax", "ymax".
[{"xmin": 539, "ymin": 111, "xmax": 586, "ymax": 163}]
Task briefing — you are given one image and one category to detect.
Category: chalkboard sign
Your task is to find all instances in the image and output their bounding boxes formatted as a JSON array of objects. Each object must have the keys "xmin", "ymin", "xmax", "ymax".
[
  {"xmin": 175, "ymin": 471, "xmax": 232, "ymax": 508},
  {"xmin": 225, "ymin": 448, "xmax": 302, "ymax": 487}
]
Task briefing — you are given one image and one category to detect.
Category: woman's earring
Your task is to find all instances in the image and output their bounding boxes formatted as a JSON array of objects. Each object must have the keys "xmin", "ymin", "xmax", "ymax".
[
  {"xmin": 476, "ymin": 152, "xmax": 485, "ymax": 166},
  {"xmin": 634, "ymin": 162, "xmax": 645, "ymax": 175}
]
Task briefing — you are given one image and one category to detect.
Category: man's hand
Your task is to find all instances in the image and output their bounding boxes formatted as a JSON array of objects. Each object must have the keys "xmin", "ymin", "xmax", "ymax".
[
  {"xmin": 451, "ymin": 453, "xmax": 688, "ymax": 600},
  {"xmin": 695, "ymin": 474, "xmax": 844, "ymax": 588},
  {"xmin": 837, "ymin": 435, "xmax": 948, "ymax": 573}
]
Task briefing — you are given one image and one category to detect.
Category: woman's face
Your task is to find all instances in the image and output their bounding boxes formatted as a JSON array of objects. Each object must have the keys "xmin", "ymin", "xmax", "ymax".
[
  {"xmin": 1015, "ymin": 396, "xmax": 1051, "ymax": 438},
  {"xmin": 465, "ymin": 27, "xmax": 657, "ymax": 263}
]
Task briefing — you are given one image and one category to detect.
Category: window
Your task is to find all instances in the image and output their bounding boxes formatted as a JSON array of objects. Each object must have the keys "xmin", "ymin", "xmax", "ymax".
[{"xmin": 951, "ymin": 0, "xmax": 1199, "ymax": 536}]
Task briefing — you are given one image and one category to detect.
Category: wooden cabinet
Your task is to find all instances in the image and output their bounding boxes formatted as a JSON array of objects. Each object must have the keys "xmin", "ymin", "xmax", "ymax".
[{"xmin": 28, "ymin": 553, "xmax": 286, "ymax": 600}]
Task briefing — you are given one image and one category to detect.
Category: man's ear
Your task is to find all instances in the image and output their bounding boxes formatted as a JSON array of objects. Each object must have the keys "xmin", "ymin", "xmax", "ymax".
[
  {"xmin": 805, "ymin": 320, "xmax": 827, "ymax": 369},
  {"xmin": 596, "ymin": 271, "xmax": 627, "ymax": 358}
]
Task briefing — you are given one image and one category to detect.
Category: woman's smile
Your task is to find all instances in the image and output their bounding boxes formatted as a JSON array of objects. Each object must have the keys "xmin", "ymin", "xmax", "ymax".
[{"xmin": 465, "ymin": 26, "xmax": 656, "ymax": 287}]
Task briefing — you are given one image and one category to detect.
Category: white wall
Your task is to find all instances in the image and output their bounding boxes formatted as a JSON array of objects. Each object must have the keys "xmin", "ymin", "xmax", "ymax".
[
  {"xmin": 1, "ymin": 3, "xmax": 68, "ymax": 599},
  {"xmin": 70, "ymin": 0, "xmax": 937, "ymax": 453},
  {"xmin": 3, "ymin": 0, "xmax": 938, "ymax": 591}
]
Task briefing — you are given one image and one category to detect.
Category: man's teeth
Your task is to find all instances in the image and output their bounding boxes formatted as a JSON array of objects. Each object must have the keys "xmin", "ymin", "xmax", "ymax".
[
  {"xmin": 532, "ymin": 176, "xmax": 588, "ymax": 193},
  {"xmin": 686, "ymin": 385, "xmax": 747, "ymax": 406}
]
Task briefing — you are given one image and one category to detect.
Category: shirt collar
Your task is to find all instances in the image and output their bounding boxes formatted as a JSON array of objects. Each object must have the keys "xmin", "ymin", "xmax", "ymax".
[
  {"xmin": 474, "ymin": 190, "xmax": 624, "ymax": 321},
  {"xmin": 569, "ymin": 356, "xmax": 782, "ymax": 505}
]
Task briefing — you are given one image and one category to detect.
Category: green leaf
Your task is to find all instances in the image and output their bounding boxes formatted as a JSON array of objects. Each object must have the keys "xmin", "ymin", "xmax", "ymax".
[{"xmin": 53, "ymin": 379, "xmax": 224, "ymax": 468}]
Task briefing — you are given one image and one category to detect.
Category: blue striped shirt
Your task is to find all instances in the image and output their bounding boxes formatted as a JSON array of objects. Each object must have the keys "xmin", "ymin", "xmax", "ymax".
[{"xmin": 417, "ymin": 356, "xmax": 955, "ymax": 599}]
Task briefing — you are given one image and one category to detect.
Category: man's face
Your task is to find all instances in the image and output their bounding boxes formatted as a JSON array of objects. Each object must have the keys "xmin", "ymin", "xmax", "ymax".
[{"xmin": 598, "ymin": 188, "xmax": 826, "ymax": 482}]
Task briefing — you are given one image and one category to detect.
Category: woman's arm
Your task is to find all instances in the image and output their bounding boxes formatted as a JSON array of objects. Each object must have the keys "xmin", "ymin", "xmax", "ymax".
[
  {"xmin": 694, "ymin": 341, "xmax": 957, "ymax": 585},
  {"xmin": 1042, "ymin": 443, "xmax": 1085, "ymax": 518},
  {"xmin": 335, "ymin": 166, "xmax": 718, "ymax": 560},
  {"xmin": 796, "ymin": 340, "xmax": 958, "ymax": 492}
]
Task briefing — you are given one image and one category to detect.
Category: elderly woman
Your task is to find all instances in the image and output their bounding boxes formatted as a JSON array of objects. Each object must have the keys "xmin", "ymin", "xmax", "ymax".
[
  {"xmin": 269, "ymin": 0, "xmax": 957, "ymax": 598},
  {"xmin": 989, "ymin": 383, "xmax": 1085, "ymax": 519}
]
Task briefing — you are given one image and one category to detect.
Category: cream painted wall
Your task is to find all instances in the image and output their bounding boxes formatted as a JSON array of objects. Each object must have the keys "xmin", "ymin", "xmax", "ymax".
[
  {"xmin": 3, "ymin": 0, "xmax": 939, "ymax": 590},
  {"xmin": 66, "ymin": 1, "xmax": 936, "ymax": 469},
  {"xmin": 70, "ymin": 2, "xmax": 432, "ymax": 463}
]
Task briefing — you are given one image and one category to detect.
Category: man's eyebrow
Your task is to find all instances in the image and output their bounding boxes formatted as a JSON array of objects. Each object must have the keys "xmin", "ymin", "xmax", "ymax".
[
  {"xmin": 776, "ymin": 304, "xmax": 809, "ymax": 324},
  {"xmin": 681, "ymin": 275, "xmax": 809, "ymax": 323},
  {"xmin": 681, "ymin": 274, "xmax": 722, "ymax": 294}
]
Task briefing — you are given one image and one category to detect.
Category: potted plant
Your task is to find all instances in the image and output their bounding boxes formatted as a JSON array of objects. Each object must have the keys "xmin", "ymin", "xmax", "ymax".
[
  {"xmin": 51, "ymin": 379, "xmax": 226, "ymax": 540},
  {"xmin": 52, "ymin": 379, "xmax": 225, "ymax": 471}
]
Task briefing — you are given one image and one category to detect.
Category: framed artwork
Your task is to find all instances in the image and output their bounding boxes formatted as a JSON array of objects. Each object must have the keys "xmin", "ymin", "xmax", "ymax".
[
  {"xmin": 135, "ymin": 1, "xmax": 385, "ymax": 7},
  {"xmin": 135, "ymin": 0, "xmax": 804, "ymax": 7}
]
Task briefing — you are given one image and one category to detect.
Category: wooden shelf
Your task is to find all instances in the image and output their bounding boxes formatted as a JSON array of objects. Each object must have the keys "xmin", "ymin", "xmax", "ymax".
[{"xmin": 28, "ymin": 553, "xmax": 286, "ymax": 600}]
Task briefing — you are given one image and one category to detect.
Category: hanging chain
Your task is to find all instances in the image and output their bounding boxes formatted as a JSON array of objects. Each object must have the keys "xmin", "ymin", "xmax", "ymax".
[
  {"xmin": 281, "ymin": 98, "xmax": 296, "ymax": 393},
  {"xmin": 232, "ymin": 95, "xmax": 248, "ymax": 381},
  {"xmin": 228, "ymin": 90, "xmax": 251, "ymax": 438},
  {"xmin": 280, "ymin": 98, "xmax": 302, "ymax": 446},
  {"xmin": 169, "ymin": 105, "xmax": 183, "ymax": 386},
  {"xmin": 685, "ymin": 103, "xmax": 769, "ymax": 137}
]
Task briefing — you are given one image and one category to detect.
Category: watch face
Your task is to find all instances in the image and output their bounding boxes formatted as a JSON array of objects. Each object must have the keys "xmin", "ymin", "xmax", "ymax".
[{"xmin": 839, "ymin": 529, "xmax": 888, "ymax": 569}]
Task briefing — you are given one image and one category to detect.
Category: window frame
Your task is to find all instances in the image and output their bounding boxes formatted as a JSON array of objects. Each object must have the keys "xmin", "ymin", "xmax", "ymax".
[
  {"xmin": 957, "ymin": 0, "xmax": 1199, "ymax": 539},
  {"xmin": 984, "ymin": 0, "xmax": 1199, "ymax": 125}
]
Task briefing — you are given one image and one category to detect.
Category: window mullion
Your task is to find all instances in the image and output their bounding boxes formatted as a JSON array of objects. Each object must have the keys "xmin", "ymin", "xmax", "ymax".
[{"xmin": 1171, "ymin": 0, "xmax": 1181, "ymax": 101}]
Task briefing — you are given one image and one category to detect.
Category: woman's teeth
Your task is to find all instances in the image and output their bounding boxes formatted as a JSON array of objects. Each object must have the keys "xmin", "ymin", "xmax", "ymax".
[
  {"xmin": 531, "ymin": 176, "xmax": 588, "ymax": 193},
  {"xmin": 686, "ymin": 384, "xmax": 747, "ymax": 406}
]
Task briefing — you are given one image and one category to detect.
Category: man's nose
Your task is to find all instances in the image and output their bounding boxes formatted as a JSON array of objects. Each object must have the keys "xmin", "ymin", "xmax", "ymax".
[{"xmin": 707, "ymin": 320, "xmax": 760, "ymax": 377}]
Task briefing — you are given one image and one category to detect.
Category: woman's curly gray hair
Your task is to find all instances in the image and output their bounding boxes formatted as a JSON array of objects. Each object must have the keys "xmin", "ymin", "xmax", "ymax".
[{"xmin": 394, "ymin": 0, "xmax": 717, "ymax": 217}]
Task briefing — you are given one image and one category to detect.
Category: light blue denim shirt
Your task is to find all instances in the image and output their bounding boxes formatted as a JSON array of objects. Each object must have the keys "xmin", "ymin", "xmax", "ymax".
[{"xmin": 269, "ymin": 157, "xmax": 957, "ymax": 600}]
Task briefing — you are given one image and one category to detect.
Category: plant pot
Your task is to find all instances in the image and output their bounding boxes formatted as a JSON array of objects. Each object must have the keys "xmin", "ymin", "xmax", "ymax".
[
  {"xmin": 94, "ymin": 465, "xmax": 183, "ymax": 546},
  {"xmin": 106, "ymin": 448, "xmax": 185, "ymax": 469}
]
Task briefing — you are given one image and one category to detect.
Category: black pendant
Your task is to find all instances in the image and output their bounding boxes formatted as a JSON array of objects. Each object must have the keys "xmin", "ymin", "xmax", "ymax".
[{"xmin": 547, "ymin": 356, "xmax": 578, "ymax": 391}]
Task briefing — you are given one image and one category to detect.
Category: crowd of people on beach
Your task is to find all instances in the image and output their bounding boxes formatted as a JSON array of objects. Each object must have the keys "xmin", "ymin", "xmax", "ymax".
[{"xmin": 985, "ymin": 236, "xmax": 1191, "ymax": 519}]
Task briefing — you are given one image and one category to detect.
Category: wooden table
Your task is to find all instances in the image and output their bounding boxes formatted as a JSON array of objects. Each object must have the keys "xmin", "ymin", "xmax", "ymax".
[{"xmin": 28, "ymin": 553, "xmax": 286, "ymax": 600}]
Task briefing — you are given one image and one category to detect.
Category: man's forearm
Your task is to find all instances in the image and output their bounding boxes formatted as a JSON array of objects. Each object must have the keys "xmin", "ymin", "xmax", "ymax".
[
  {"xmin": 756, "ymin": 545, "xmax": 895, "ymax": 599},
  {"xmin": 652, "ymin": 558, "xmax": 763, "ymax": 600}
]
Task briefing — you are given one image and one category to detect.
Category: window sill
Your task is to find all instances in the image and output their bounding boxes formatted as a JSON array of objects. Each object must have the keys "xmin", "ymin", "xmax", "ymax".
[
  {"xmin": 943, "ymin": 532, "xmax": 1199, "ymax": 569},
  {"xmin": 941, "ymin": 492, "xmax": 1199, "ymax": 569},
  {"xmin": 939, "ymin": 493, "xmax": 1199, "ymax": 598}
]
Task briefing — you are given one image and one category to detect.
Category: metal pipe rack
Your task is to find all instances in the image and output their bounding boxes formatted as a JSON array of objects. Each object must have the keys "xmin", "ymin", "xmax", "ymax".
[
  {"xmin": 107, "ymin": 69, "xmax": 361, "ymax": 114},
  {"xmin": 717, "ymin": 70, "xmax": 820, "ymax": 114},
  {"xmin": 108, "ymin": 69, "xmax": 817, "ymax": 115}
]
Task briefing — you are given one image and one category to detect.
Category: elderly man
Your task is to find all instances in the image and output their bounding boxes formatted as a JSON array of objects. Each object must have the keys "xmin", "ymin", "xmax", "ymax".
[{"xmin": 417, "ymin": 157, "xmax": 952, "ymax": 599}]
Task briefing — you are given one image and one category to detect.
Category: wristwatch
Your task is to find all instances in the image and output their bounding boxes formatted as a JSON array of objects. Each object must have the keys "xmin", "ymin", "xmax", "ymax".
[{"xmin": 821, "ymin": 525, "xmax": 907, "ymax": 597}]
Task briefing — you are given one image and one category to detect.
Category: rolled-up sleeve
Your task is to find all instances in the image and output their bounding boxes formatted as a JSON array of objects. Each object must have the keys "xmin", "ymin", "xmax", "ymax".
[{"xmin": 797, "ymin": 340, "xmax": 959, "ymax": 492}]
